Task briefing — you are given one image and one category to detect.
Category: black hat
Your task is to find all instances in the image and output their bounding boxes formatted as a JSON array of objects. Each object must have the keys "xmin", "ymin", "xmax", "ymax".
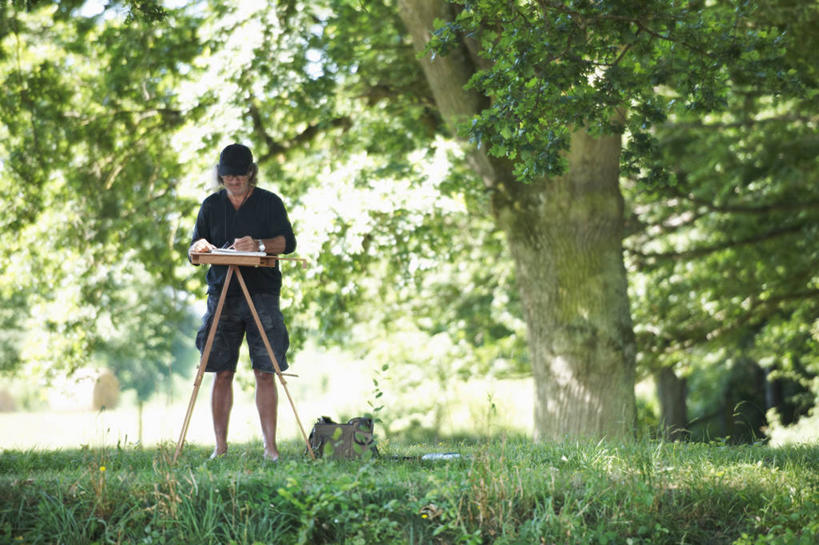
[{"xmin": 217, "ymin": 143, "xmax": 253, "ymax": 176}]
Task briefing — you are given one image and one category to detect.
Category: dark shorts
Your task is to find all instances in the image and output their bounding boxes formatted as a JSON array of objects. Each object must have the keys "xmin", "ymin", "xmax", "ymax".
[{"xmin": 195, "ymin": 293, "xmax": 289, "ymax": 373}]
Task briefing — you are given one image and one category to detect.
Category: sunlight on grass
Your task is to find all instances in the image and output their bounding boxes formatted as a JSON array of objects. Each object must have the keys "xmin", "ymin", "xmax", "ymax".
[
  {"xmin": 2, "ymin": 436, "xmax": 817, "ymax": 544},
  {"xmin": 0, "ymin": 344, "xmax": 534, "ymax": 451}
]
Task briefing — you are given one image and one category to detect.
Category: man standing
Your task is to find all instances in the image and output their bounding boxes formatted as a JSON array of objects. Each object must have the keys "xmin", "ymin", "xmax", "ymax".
[{"xmin": 188, "ymin": 143, "xmax": 296, "ymax": 461}]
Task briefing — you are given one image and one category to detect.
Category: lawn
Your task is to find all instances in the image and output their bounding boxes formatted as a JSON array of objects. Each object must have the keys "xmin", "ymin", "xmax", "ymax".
[{"xmin": 1, "ymin": 437, "xmax": 817, "ymax": 544}]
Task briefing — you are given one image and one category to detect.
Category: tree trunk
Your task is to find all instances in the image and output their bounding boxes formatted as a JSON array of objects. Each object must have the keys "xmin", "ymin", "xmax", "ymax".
[
  {"xmin": 398, "ymin": 0, "xmax": 637, "ymax": 441},
  {"xmin": 655, "ymin": 367, "xmax": 687, "ymax": 440},
  {"xmin": 493, "ymin": 132, "xmax": 636, "ymax": 440},
  {"xmin": 138, "ymin": 399, "xmax": 144, "ymax": 445}
]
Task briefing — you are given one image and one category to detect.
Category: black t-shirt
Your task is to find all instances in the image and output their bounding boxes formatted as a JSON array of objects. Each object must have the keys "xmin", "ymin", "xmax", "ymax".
[{"xmin": 191, "ymin": 187, "xmax": 296, "ymax": 297}]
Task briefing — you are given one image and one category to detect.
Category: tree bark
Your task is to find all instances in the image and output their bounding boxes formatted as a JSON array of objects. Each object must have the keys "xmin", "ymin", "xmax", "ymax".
[
  {"xmin": 493, "ymin": 132, "xmax": 636, "ymax": 440},
  {"xmin": 655, "ymin": 367, "xmax": 688, "ymax": 440},
  {"xmin": 398, "ymin": 0, "xmax": 637, "ymax": 440}
]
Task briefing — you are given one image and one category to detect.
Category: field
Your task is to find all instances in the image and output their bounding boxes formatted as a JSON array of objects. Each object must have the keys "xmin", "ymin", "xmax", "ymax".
[
  {"xmin": 0, "ymin": 346, "xmax": 536, "ymax": 451},
  {"xmin": 2, "ymin": 353, "xmax": 817, "ymax": 544},
  {"xmin": 2, "ymin": 436, "xmax": 818, "ymax": 545}
]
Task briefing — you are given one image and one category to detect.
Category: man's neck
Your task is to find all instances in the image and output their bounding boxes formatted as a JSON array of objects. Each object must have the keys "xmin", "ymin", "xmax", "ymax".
[{"xmin": 227, "ymin": 187, "xmax": 253, "ymax": 209}]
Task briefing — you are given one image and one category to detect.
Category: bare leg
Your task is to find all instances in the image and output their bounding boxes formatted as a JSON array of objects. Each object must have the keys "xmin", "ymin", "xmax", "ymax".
[
  {"xmin": 211, "ymin": 370, "xmax": 235, "ymax": 458},
  {"xmin": 254, "ymin": 369, "xmax": 279, "ymax": 461}
]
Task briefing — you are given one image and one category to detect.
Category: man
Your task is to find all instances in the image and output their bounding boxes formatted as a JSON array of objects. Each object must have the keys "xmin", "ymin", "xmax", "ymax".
[{"xmin": 188, "ymin": 143, "xmax": 296, "ymax": 461}]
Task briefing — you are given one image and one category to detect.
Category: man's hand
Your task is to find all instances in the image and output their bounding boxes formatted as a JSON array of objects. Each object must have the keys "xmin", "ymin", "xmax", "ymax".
[
  {"xmin": 233, "ymin": 236, "xmax": 260, "ymax": 252},
  {"xmin": 190, "ymin": 238, "xmax": 216, "ymax": 254}
]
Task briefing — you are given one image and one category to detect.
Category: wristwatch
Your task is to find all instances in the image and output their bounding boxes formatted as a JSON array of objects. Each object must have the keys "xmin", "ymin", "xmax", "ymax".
[{"xmin": 257, "ymin": 239, "xmax": 266, "ymax": 253}]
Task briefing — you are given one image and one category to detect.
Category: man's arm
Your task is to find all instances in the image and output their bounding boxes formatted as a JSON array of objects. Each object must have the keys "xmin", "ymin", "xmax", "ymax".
[
  {"xmin": 231, "ymin": 192, "xmax": 296, "ymax": 254},
  {"xmin": 231, "ymin": 235, "xmax": 286, "ymax": 254},
  {"xmin": 260, "ymin": 235, "xmax": 287, "ymax": 254},
  {"xmin": 188, "ymin": 198, "xmax": 215, "ymax": 263},
  {"xmin": 272, "ymin": 194, "xmax": 296, "ymax": 254}
]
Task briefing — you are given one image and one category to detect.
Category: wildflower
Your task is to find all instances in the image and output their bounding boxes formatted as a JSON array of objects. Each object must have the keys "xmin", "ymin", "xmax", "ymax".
[{"xmin": 99, "ymin": 466, "xmax": 106, "ymax": 472}]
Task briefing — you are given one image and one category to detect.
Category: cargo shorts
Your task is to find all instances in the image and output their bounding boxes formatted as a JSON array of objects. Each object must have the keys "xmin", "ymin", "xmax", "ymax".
[{"xmin": 195, "ymin": 293, "xmax": 289, "ymax": 373}]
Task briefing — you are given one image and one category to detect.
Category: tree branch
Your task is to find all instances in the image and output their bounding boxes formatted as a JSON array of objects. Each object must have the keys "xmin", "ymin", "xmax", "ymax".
[
  {"xmin": 629, "ymin": 223, "xmax": 808, "ymax": 264},
  {"xmin": 667, "ymin": 174, "xmax": 819, "ymax": 215},
  {"xmin": 627, "ymin": 178, "xmax": 819, "ymax": 244},
  {"xmin": 718, "ymin": 287, "xmax": 819, "ymax": 343},
  {"xmin": 665, "ymin": 113, "xmax": 819, "ymax": 130},
  {"xmin": 535, "ymin": 0, "xmax": 712, "ymax": 56},
  {"xmin": 63, "ymin": 108, "xmax": 182, "ymax": 125},
  {"xmin": 639, "ymin": 283, "xmax": 819, "ymax": 361},
  {"xmin": 624, "ymin": 204, "xmax": 708, "ymax": 240},
  {"xmin": 246, "ymin": 99, "xmax": 352, "ymax": 163},
  {"xmin": 683, "ymin": 194, "xmax": 819, "ymax": 216}
]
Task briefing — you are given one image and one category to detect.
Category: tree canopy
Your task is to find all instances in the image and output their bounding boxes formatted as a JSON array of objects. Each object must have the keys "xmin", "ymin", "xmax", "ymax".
[{"xmin": 1, "ymin": 0, "xmax": 816, "ymax": 441}]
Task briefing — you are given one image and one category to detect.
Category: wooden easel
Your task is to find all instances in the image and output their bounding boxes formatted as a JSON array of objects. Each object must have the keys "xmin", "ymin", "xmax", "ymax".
[{"xmin": 173, "ymin": 252, "xmax": 315, "ymax": 462}]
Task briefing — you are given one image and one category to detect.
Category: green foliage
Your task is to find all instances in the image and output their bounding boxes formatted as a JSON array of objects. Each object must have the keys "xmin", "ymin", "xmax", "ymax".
[
  {"xmin": 429, "ymin": 0, "xmax": 805, "ymax": 184},
  {"xmin": 199, "ymin": 0, "xmax": 530, "ymax": 377},
  {"xmin": 420, "ymin": 0, "xmax": 818, "ymax": 439},
  {"xmin": 0, "ymin": 0, "xmax": 527, "ymax": 417},
  {"xmin": 1, "ymin": 439, "xmax": 818, "ymax": 544},
  {"xmin": 0, "ymin": 2, "xmax": 204, "ymax": 398},
  {"xmin": 1, "ymin": 0, "xmax": 816, "ymax": 444},
  {"xmin": 94, "ymin": 288, "xmax": 199, "ymax": 402},
  {"xmin": 622, "ymin": 1, "xmax": 819, "ymax": 433}
]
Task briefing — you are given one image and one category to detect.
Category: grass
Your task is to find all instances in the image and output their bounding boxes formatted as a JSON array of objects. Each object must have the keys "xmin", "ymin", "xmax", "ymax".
[{"xmin": 1, "ymin": 437, "xmax": 817, "ymax": 545}]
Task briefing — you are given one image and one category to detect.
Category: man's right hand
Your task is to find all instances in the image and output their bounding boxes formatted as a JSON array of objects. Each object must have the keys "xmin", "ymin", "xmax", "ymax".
[{"xmin": 190, "ymin": 238, "xmax": 216, "ymax": 255}]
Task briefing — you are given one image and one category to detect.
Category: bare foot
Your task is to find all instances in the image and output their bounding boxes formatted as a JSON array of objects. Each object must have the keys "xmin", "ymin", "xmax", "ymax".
[
  {"xmin": 210, "ymin": 448, "xmax": 227, "ymax": 460},
  {"xmin": 263, "ymin": 449, "xmax": 279, "ymax": 462}
]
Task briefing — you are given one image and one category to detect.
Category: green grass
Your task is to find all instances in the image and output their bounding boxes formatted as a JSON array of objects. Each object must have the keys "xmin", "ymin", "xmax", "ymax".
[{"xmin": 1, "ymin": 437, "xmax": 817, "ymax": 545}]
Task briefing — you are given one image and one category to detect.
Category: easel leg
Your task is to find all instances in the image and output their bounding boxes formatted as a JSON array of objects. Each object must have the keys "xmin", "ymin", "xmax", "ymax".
[
  {"xmin": 173, "ymin": 266, "xmax": 235, "ymax": 463},
  {"xmin": 233, "ymin": 268, "xmax": 316, "ymax": 460}
]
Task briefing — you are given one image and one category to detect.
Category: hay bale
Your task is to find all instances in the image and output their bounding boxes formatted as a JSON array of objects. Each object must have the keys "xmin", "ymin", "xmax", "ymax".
[{"xmin": 92, "ymin": 370, "xmax": 120, "ymax": 411}]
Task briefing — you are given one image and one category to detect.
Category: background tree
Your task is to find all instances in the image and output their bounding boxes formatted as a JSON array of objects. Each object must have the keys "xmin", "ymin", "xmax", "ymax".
[
  {"xmin": 189, "ymin": 0, "xmax": 810, "ymax": 440},
  {"xmin": 387, "ymin": 0, "xmax": 814, "ymax": 440},
  {"xmin": 1, "ymin": 0, "xmax": 815, "ymax": 444},
  {"xmin": 0, "ymin": 1, "xmax": 201, "ymax": 400},
  {"xmin": 624, "ymin": 1, "xmax": 819, "ymax": 440},
  {"xmin": 94, "ymin": 286, "xmax": 200, "ymax": 443}
]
